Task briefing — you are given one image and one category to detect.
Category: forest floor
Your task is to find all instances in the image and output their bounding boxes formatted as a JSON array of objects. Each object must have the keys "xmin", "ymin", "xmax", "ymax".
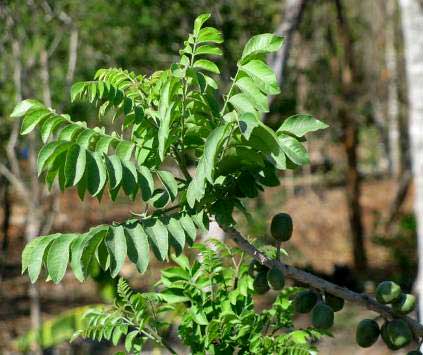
[{"xmin": 0, "ymin": 177, "xmax": 417, "ymax": 354}]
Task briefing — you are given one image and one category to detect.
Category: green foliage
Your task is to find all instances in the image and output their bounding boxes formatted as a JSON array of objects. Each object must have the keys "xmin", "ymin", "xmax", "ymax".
[
  {"xmin": 76, "ymin": 241, "xmax": 324, "ymax": 354},
  {"xmin": 16, "ymin": 306, "xmax": 93, "ymax": 351},
  {"xmin": 15, "ymin": 13, "xmax": 326, "ymax": 286},
  {"xmin": 13, "ymin": 12, "xmax": 331, "ymax": 354}
]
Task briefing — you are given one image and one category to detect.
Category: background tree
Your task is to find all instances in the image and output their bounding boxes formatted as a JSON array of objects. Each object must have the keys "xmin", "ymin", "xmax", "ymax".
[{"xmin": 399, "ymin": 0, "xmax": 423, "ymax": 322}]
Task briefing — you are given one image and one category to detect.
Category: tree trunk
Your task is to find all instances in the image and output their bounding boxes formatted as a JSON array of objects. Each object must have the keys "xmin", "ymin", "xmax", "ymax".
[
  {"xmin": 0, "ymin": 178, "xmax": 11, "ymax": 281},
  {"xmin": 340, "ymin": 115, "xmax": 367, "ymax": 271},
  {"xmin": 334, "ymin": 0, "xmax": 367, "ymax": 272},
  {"xmin": 267, "ymin": 0, "xmax": 308, "ymax": 107},
  {"xmin": 386, "ymin": 0, "xmax": 402, "ymax": 177},
  {"xmin": 25, "ymin": 209, "xmax": 42, "ymax": 355},
  {"xmin": 399, "ymin": 0, "xmax": 423, "ymax": 322}
]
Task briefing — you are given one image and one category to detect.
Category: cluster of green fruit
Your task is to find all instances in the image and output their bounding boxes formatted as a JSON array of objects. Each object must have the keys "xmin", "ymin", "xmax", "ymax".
[
  {"xmin": 356, "ymin": 281, "xmax": 419, "ymax": 353},
  {"xmin": 293, "ymin": 289, "xmax": 344, "ymax": 329},
  {"xmin": 250, "ymin": 213, "xmax": 293, "ymax": 294},
  {"xmin": 251, "ymin": 213, "xmax": 421, "ymax": 353}
]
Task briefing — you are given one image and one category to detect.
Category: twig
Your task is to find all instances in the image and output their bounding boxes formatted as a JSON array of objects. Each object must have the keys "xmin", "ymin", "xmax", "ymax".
[{"xmin": 223, "ymin": 225, "xmax": 423, "ymax": 338}]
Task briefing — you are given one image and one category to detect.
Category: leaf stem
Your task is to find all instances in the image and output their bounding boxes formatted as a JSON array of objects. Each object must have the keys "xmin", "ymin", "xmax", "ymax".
[
  {"xmin": 173, "ymin": 147, "xmax": 192, "ymax": 181},
  {"xmin": 220, "ymin": 68, "xmax": 240, "ymax": 116}
]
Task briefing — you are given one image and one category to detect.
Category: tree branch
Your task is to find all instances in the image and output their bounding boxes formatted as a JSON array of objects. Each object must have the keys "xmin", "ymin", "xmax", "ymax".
[
  {"xmin": 223, "ymin": 225, "xmax": 423, "ymax": 338},
  {"xmin": 0, "ymin": 162, "xmax": 31, "ymax": 207}
]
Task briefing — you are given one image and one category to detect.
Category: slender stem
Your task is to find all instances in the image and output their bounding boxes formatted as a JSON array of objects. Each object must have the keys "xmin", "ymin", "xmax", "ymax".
[
  {"xmin": 173, "ymin": 147, "xmax": 192, "ymax": 181},
  {"xmin": 220, "ymin": 68, "xmax": 240, "ymax": 116},
  {"xmin": 276, "ymin": 241, "xmax": 281, "ymax": 261}
]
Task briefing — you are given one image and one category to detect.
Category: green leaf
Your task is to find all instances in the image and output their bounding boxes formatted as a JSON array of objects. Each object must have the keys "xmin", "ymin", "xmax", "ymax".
[
  {"xmin": 240, "ymin": 60, "xmax": 280, "ymax": 95},
  {"xmin": 193, "ymin": 59, "xmax": 220, "ymax": 74},
  {"xmin": 37, "ymin": 141, "xmax": 71, "ymax": 176},
  {"xmin": 186, "ymin": 124, "xmax": 231, "ymax": 207},
  {"xmin": 64, "ymin": 144, "xmax": 87, "ymax": 187},
  {"xmin": 198, "ymin": 27, "xmax": 223, "ymax": 44},
  {"xmin": 125, "ymin": 330, "xmax": 139, "ymax": 353},
  {"xmin": 20, "ymin": 108, "xmax": 50, "ymax": 135},
  {"xmin": 150, "ymin": 189, "xmax": 170, "ymax": 209},
  {"xmin": 115, "ymin": 141, "xmax": 134, "ymax": 161},
  {"xmin": 278, "ymin": 134, "xmax": 309, "ymax": 166},
  {"xmin": 191, "ymin": 210, "xmax": 209, "ymax": 232},
  {"xmin": 234, "ymin": 77, "xmax": 269, "ymax": 112},
  {"xmin": 70, "ymin": 82, "xmax": 86, "ymax": 102},
  {"xmin": 25, "ymin": 235, "xmax": 58, "ymax": 283},
  {"xmin": 46, "ymin": 234, "xmax": 78, "ymax": 283},
  {"xmin": 22, "ymin": 236, "xmax": 46, "ymax": 274},
  {"xmin": 179, "ymin": 214, "xmax": 197, "ymax": 244},
  {"xmin": 229, "ymin": 93, "xmax": 256, "ymax": 115},
  {"xmin": 157, "ymin": 291, "xmax": 190, "ymax": 304},
  {"xmin": 191, "ymin": 305, "xmax": 209, "ymax": 325},
  {"xmin": 157, "ymin": 170, "xmax": 178, "ymax": 201},
  {"xmin": 278, "ymin": 114, "xmax": 329, "ymax": 137},
  {"xmin": 144, "ymin": 218, "xmax": 168, "ymax": 262},
  {"xmin": 124, "ymin": 222, "xmax": 149, "ymax": 273},
  {"xmin": 58, "ymin": 124, "xmax": 84, "ymax": 141},
  {"xmin": 195, "ymin": 45, "xmax": 222, "ymax": 56},
  {"xmin": 239, "ymin": 113, "xmax": 279, "ymax": 155},
  {"xmin": 95, "ymin": 136, "xmax": 115, "ymax": 155},
  {"xmin": 71, "ymin": 227, "xmax": 106, "ymax": 281},
  {"xmin": 11, "ymin": 99, "xmax": 43, "ymax": 118},
  {"xmin": 76, "ymin": 129, "xmax": 97, "ymax": 149},
  {"xmin": 166, "ymin": 217, "xmax": 185, "ymax": 254},
  {"xmin": 105, "ymin": 225, "xmax": 127, "ymax": 278},
  {"xmin": 105, "ymin": 155, "xmax": 123, "ymax": 190},
  {"xmin": 194, "ymin": 13, "xmax": 211, "ymax": 35},
  {"xmin": 201, "ymin": 124, "xmax": 232, "ymax": 183},
  {"xmin": 241, "ymin": 33, "xmax": 283, "ymax": 63},
  {"xmin": 40, "ymin": 115, "xmax": 66, "ymax": 143},
  {"xmin": 138, "ymin": 166, "xmax": 154, "ymax": 201},
  {"xmin": 158, "ymin": 101, "xmax": 175, "ymax": 161},
  {"xmin": 121, "ymin": 160, "xmax": 138, "ymax": 199},
  {"xmin": 86, "ymin": 151, "xmax": 107, "ymax": 196},
  {"xmin": 238, "ymin": 112, "xmax": 260, "ymax": 140}
]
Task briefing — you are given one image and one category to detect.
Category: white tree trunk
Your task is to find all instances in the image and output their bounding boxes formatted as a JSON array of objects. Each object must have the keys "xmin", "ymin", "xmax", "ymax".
[
  {"xmin": 399, "ymin": 0, "xmax": 423, "ymax": 322},
  {"xmin": 386, "ymin": 0, "xmax": 401, "ymax": 177},
  {"xmin": 268, "ymin": 0, "xmax": 308, "ymax": 106}
]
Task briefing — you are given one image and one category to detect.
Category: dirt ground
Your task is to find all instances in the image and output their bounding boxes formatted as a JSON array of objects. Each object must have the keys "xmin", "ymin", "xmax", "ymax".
[{"xmin": 0, "ymin": 177, "xmax": 417, "ymax": 354}]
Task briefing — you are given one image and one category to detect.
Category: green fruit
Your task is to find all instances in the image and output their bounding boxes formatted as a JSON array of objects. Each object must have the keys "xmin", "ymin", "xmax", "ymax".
[
  {"xmin": 381, "ymin": 322, "xmax": 393, "ymax": 349},
  {"xmin": 270, "ymin": 213, "xmax": 293, "ymax": 242},
  {"xmin": 253, "ymin": 271, "xmax": 270, "ymax": 295},
  {"xmin": 248, "ymin": 260, "xmax": 268, "ymax": 277},
  {"xmin": 311, "ymin": 303, "xmax": 334, "ymax": 329},
  {"xmin": 294, "ymin": 290, "xmax": 318, "ymax": 313},
  {"xmin": 355, "ymin": 319, "xmax": 380, "ymax": 348},
  {"xmin": 381, "ymin": 319, "xmax": 412, "ymax": 350},
  {"xmin": 392, "ymin": 293, "xmax": 416, "ymax": 315},
  {"xmin": 325, "ymin": 293, "xmax": 344, "ymax": 312},
  {"xmin": 376, "ymin": 281, "xmax": 402, "ymax": 304},
  {"xmin": 266, "ymin": 267, "xmax": 285, "ymax": 290}
]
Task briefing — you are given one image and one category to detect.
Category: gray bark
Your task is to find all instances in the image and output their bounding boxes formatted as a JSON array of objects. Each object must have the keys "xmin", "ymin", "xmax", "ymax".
[{"xmin": 399, "ymin": 0, "xmax": 423, "ymax": 323}]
